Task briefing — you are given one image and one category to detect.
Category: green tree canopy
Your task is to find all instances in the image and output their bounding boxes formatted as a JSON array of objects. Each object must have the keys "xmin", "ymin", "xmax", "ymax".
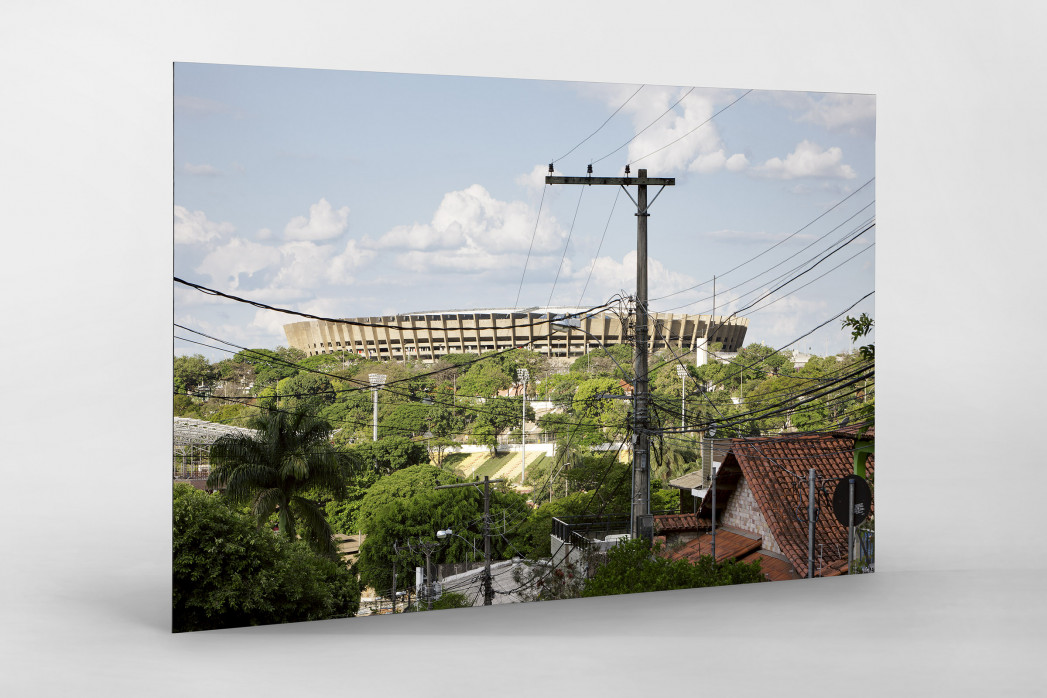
[
  {"xmin": 174, "ymin": 354, "xmax": 219, "ymax": 395},
  {"xmin": 356, "ymin": 481, "xmax": 527, "ymax": 593},
  {"xmin": 172, "ymin": 484, "xmax": 359, "ymax": 632},
  {"xmin": 346, "ymin": 436, "xmax": 428, "ymax": 476}
]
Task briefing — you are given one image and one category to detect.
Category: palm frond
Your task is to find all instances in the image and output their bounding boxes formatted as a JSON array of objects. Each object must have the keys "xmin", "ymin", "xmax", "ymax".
[{"xmin": 291, "ymin": 496, "xmax": 337, "ymax": 558}]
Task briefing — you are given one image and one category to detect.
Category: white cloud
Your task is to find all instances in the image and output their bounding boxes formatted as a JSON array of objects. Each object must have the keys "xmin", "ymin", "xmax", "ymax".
[
  {"xmin": 576, "ymin": 251, "xmax": 699, "ymax": 301},
  {"xmin": 726, "ymin": 153, "xmax": 749, "ymax": 172},
  {"xmin": 753, "ymin": 140, "xmax": 856, "ymax": 180},
  {"xmin": 195, "ymin": 237, "xmax": 282, "ymax": 289},
  {"xmin": 516, "ymin": 163, "xmax": 559, "ymax": 198},
  {"xmin": 746, "ymin": 294, "xmax": 828, "ymax": 340},
  {"xmin": 182, "ymin": 162, "xmax": 220, "ymax": 176},
  {"xmin": 271, "ymin": 238, "xmax": 376, "ymax": 287},
  {"xmin": 284, "ymin": 198, "xmax": 350, "ymax": 241},
  {"xmin": 174, "ymin": 205, "xmax": 234, "ymax": 245},
  {"xmin": 376, "ymin": 184, "xmax": 565, "ymax": 262},
  {"xmin": 328, "ymin": 239, "xmax": 376, "ymax": 284},
  {"xmin": 250, "ymin": 308, "xmax": 294, "ymax": 340},
  {"xmin": 613, "ymin": 88, "xmax": 746, "ymax": 176}
]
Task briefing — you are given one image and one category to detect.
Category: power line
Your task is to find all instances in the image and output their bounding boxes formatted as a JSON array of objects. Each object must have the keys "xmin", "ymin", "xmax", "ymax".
[
  {"xmin": 591, "ymin": 87, "xmax": 695, "ymax": 166},
  {"xmin": 546, "ymin": 186, "xmax": 585, "ymax": 306},
  {"xmin": 578, "ymin": 187, "xmax": 621, "ymax": 305},
  {"xmin": 649, "ymin": 179, "xmax": 875, "ymax": 303},
  {"xmin": 629, "ymin": 89, "xmax": 753, "ymax": 167},
  {"xmin": 514, "ymin": 183, "xmax": 548, "ymax": 309},
  {"xmin": 551, "ymin": 84, "xmax": 645, "ymax": 165}
]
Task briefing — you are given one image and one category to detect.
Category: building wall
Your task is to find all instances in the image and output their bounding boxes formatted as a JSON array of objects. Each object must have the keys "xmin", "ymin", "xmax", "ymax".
[
  {"xmin": 720, "ymin": 476, "xmax": 781, "ymax": 555},
  {"xmin": 284, "ymin": 308, "xmax": 748, "ymax": 363}
]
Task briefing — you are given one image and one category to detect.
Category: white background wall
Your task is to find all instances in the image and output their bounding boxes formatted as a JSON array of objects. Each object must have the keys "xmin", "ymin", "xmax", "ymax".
[{"xmin": 2, "ymin": 2, "xmax": 1045, "ymax": 695}]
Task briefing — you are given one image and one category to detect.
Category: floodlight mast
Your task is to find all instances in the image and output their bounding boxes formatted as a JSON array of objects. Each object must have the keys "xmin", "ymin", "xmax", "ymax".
[
  {"xmin": 369, "ymin": 373, "xmax": 387, "ymax": 442},
  {"xmin": 546, "ymin": 168, "xmax": 674, "ymax": 542},
  {"xmin": 676, "ymin": 364, "xmax": 688, "ymax": 429}
]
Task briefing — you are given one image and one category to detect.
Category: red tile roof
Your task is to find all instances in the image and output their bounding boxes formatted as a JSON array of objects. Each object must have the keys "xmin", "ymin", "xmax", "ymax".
[
  {"xmin": 662, "ymin": 527, "xmax": 762, "ymax": 565},
  {"xmin": 738, "ymin": 550, "xmax": 801, "ymax": 582},
  {"xmin": 698, "ymin": 433, "xmax": 874, "ymax": 578},
  {"xmin": 653, "ymin": 513, "xmax": 705, "ymax": 534}
]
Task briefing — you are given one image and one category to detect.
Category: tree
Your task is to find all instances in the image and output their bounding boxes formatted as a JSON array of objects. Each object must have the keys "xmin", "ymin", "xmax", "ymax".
[
  {"xmin": 206, "ymin": 408, "xmax": 346, "ymax": 558},
  {"xmin": 276, "ymin": 371, "xmax": 335, "ymax": 415},
  {"xmin": 570, "ymin": 343, "xmax": 633, "ymax": 380},
  {"xmin": 172, "ymin": 484, "xmax": 359, "ymax": 632},
  {"xmin": 356, "ymin": 474, "xmax": 527, "ymax": 593},
  {"xmin": 231, "ymin": 347, "xmax": 306, "ymax": 390},
  {"xmin": 470, "ymin": 396, "xmax": 534, "ymax": 452},
  {"xmin": 346, "ymin": 436, "xmax": 428, "ymax": 476},
  {"xmin": 174, "ymin": 354, "xmax": 219, "ymax": 395},
  {"xmin": 379, "ymin": 403, "xmax": 429, "ymax": 438},
  {"xmin": 457, "ymin": 360, "xmax": 512, "ymax": 398}
]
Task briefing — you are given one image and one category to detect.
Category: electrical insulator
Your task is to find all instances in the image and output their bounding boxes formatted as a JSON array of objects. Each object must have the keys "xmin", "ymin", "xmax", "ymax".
[
  {"xmin": 587, "ymin": 164, "xmax": 593, "ymax": 175},
  {"xmin": 625, "ymin": 164, "xmax": 630, "ymax": 175},
  {"xmin": 548, "ymin": 163, "xmax": 554, "ymax": 173}
]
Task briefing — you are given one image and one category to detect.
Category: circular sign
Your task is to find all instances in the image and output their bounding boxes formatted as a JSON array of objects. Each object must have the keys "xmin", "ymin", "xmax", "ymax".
[{"xmin": 832, "ymin": 475, "xmax": 872, "ymax": 526}]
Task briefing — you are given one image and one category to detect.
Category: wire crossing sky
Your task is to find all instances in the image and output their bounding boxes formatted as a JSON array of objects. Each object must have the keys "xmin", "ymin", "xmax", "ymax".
[{"xmin": 175, "ymin": 66, "xmax": 875, "ymax": 361}]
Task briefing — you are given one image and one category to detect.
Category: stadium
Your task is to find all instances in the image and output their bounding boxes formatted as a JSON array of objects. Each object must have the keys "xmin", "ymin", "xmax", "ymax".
[{"xmin": 283, "ymin": 307, "xmax": 747, "ymax": 363}]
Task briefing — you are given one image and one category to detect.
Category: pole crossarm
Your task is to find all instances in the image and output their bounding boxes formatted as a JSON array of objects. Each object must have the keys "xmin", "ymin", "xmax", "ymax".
[
  {"xmin": 545, "ymin": 176, "xmax": 675, "ymax": 186},
  {"xmin": 434, "ymin": 478, "xmax": 505, "ymax": 491}
]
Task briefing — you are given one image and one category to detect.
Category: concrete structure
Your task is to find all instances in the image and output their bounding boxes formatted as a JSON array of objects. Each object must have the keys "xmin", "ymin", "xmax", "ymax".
[{"xmin": 283, "ymin": 307, "xmax": 747, "ymax": 363}]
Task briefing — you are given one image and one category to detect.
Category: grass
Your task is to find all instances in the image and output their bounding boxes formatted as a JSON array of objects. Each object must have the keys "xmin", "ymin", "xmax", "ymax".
[{"xmin": 470, "ymin": 453, "xmax": 516, "ymax": 479}]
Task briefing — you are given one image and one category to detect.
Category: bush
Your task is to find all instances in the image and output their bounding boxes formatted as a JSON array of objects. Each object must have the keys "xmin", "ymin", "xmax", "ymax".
[
  {"xmin": 581, "ymin": 538, "xmax": 765, "ymax": 598},
  {"xmin": 172, "ymin": 485, "xmax": 359, "ymax": 632}
]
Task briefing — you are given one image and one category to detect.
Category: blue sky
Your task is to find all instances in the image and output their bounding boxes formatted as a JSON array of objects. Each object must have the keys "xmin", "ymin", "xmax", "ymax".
[{"xmin": 174, "ymin": 63, "xmax": 874, "ymax": 362}]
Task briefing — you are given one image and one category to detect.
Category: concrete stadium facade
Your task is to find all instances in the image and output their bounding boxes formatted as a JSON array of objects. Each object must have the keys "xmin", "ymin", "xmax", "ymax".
[{"xmin": 283, "ymin": 308, "xmax": 747, "ymax": 363}]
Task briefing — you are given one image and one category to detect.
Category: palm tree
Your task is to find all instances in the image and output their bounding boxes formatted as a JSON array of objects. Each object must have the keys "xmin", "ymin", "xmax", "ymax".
[{"xmin": 207, "ymin": 408, "xmax": 346, "ymax": 558}]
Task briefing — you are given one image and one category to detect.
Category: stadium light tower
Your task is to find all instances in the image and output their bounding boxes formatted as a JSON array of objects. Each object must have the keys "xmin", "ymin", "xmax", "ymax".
[
  {"xmin": 369, "ymin": 373, "xmax": 387, "ymax": 441},
  {"xmin": 676, "ymin": 364, "xmax": 688, "ymax": 429},
  {"xmin": 516, "ymin": 368, "xmax": 529, "ymax": 485}
]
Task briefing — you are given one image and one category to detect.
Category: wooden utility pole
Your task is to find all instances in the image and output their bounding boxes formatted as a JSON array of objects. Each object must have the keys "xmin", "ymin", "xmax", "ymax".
[
  {"xmin": 546, "ymin": 167, "xmax": 674, "ymax": 541},
  {"xmin": 435, "ymin": 476, "xmax": 504, "ymax": 605}
]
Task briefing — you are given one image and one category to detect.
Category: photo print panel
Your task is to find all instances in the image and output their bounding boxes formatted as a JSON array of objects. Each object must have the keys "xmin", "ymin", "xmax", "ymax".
[{"xmin": 173, "ymin": 63, "xmax": 875, "ymax": 632}]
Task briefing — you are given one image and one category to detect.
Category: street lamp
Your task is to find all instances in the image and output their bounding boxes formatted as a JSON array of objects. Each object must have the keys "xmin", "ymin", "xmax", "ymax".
[
  {"xmin": 516, "ymin": 368, "xmax": 529, "ymax": 485},
  {"xmin": 436, "ymin": 528, "xmax": 481, "ymax": 560},
  {"xmin": 676, "ymin": 364, "xmax": 688, "ymax": 429},
  {"xmin": 369, "ymin": 373, "xmax": 386, "ymax": 442}
]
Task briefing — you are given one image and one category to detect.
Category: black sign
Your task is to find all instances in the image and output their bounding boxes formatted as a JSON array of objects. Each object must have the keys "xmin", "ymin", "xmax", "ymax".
[{"xmin": 832, "ymin": 475, "xmax": 871, "ymax": 526}]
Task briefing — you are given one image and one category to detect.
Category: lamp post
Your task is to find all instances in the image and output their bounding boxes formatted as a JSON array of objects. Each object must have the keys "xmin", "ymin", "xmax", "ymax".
[
  {"xmin": 516, "ymin": 368, "xmax": 529, "ymax": 485},
  {"xmin": 676, "ymin": 364, "xmax": 688, "ymax": 429},
  {"xmin": 369, "ymin": 373, "xmax": 386, "ymax": 442}
]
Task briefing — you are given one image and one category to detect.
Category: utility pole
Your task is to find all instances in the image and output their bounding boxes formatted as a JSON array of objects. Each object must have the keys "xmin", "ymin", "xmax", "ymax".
[
  {"xmin": 546, "ymin": 166, "xmax": 674, "ymax": 542},
  {"xmin": 807, "ymin": 468, "xmax": 817, "ymax": 579},
  {"xmin": 435, "ymin": 476, "xmax": 504, "ymax": 606},
  {"xmin": 406, "ymin": 537, "xmax": 442, "ymax": 610},
  {"xmin": 676, "ymin": 364, "xmax": 688, "ymax": 429},
  {"xmin": 517, "ymin": 368, "xmax": 529, "ymax": 485}
]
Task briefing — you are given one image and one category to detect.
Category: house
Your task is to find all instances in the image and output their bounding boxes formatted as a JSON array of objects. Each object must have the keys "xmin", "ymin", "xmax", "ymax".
[
  {"xmin": 661, "ymin": 429, "xmax": 874, "ymax": 581},
  {"xmin": 666, "ymin": 437, "xmax": 733, "ymax": 511}
]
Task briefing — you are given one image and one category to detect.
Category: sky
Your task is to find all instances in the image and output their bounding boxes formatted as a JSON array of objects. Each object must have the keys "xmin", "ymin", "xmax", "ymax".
[{"xmin": 174, "ymin": 63, "xmax": 875, "ymax": 363}]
